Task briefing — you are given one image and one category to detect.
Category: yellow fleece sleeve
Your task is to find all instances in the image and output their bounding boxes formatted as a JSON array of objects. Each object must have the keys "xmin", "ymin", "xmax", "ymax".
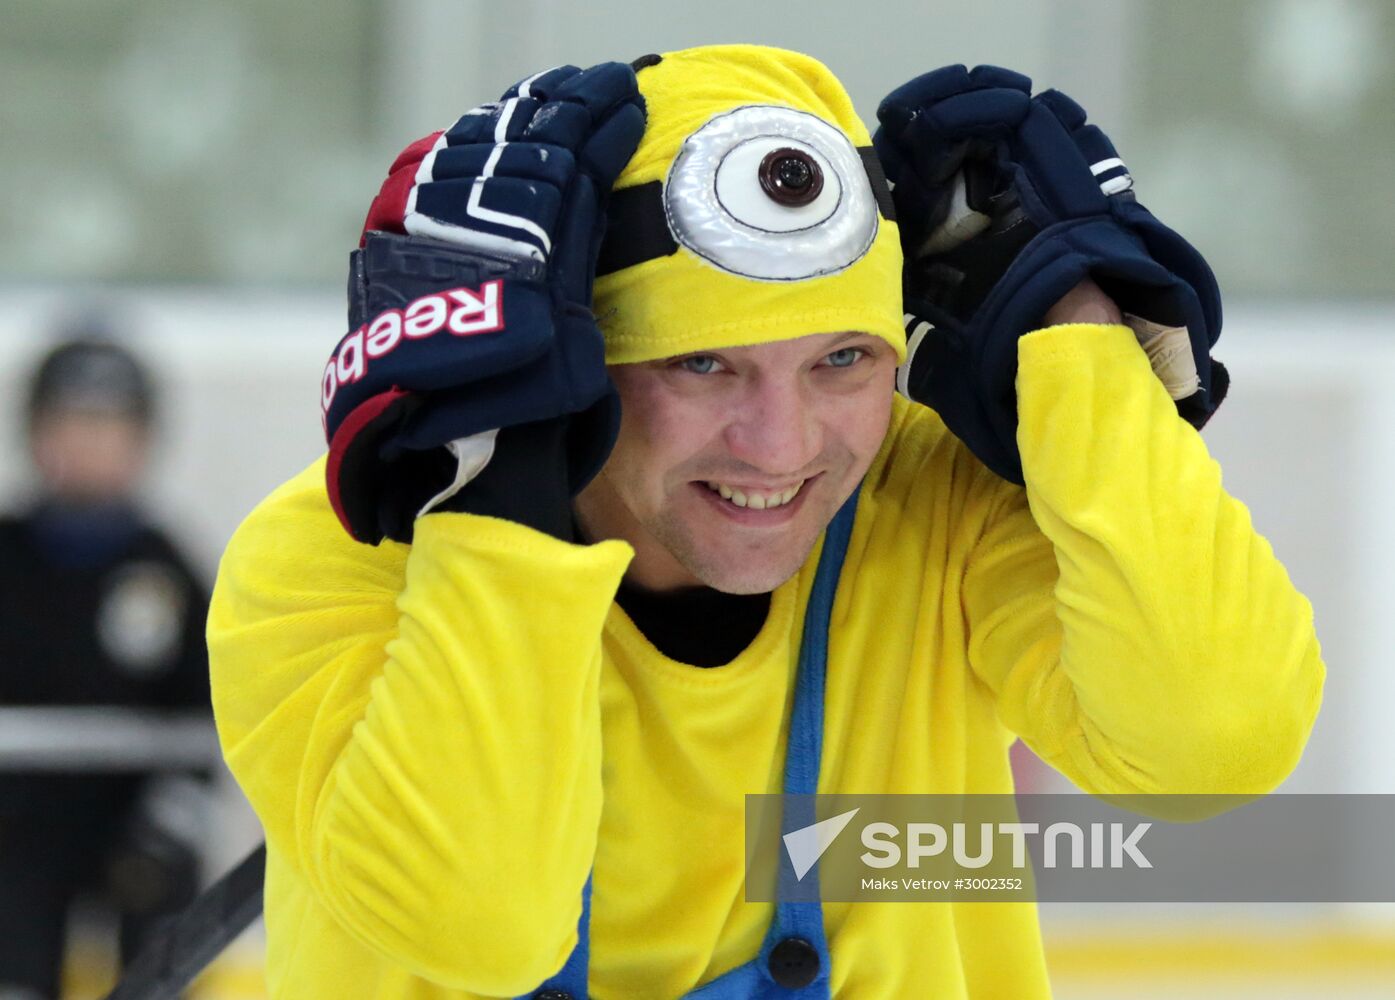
[
  {"xmin": 963, "ymin": 324, "xmax": 1325, "ymax": 796},
  {"xmin": 207, "ymin": 461, "xmax": 633, "ymax": 993}
]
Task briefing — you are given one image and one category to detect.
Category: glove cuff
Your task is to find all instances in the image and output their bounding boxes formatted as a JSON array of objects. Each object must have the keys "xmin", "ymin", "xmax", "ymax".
[
  {"xmin": 441, "ymin": 420, "xmax": 575, "ymax": 541},
  {"xmin": 325, "ymin": 387, "xmax": 417, "ymax": 543}
]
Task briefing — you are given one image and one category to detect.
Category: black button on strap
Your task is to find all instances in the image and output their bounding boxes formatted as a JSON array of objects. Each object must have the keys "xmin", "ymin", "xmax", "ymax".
[
  {"xmin": 534, "ymin": 991, "xmax": 574, "ymax": 1000},
  {"xmin": 768, "ymin": 936, "xmax": 821, "ymax": 988}
]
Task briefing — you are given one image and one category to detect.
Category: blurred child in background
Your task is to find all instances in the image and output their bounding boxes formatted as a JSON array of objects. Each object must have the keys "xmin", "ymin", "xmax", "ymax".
[{"xmin": 0, "ymin": 330, "xmax": 212, "ymax": 1000}]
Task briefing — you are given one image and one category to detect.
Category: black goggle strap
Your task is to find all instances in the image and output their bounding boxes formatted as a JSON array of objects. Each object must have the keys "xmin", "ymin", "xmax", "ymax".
[{"xmin": 595, "ymin": 146, "xmax": 898, "ymax": 278}]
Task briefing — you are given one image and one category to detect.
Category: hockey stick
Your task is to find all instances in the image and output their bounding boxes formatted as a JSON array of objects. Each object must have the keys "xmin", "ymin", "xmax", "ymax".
[{"xmin": 103, "ymin": 842, "xmax": 266, "ymax": 1000}]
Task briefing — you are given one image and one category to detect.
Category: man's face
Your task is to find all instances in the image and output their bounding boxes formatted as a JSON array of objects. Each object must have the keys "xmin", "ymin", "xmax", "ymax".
[{"xmin": 575, "ymin": 330, "xmax": 897, "ymax": 594}]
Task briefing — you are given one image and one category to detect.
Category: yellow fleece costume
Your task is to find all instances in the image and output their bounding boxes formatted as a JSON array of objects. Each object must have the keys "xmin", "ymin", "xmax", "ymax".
[{"xmin": 208, "ymin": 45, "xmax": 1324, "ymax": 1000}]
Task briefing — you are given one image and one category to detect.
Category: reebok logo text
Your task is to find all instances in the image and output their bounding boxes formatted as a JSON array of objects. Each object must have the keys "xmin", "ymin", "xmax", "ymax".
[{"xmin": 321, "ymin": 281, "xmax": 505, "ymax": 415}]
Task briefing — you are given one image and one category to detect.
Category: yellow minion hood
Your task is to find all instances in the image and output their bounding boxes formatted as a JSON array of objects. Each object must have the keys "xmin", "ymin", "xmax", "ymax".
[{"xmin": 594, "ymin": 45, "xmax": 906, "ymax": 364}]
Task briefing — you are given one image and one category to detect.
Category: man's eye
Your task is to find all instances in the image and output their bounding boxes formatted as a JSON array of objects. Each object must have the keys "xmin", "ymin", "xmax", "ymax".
[
  {"xmin": 678, "ymin": 355, "xmax": 723, "ymax": 375},
  {"xmin": 823, "ymin": 347, "xmax": 864, "ymax": 368}
]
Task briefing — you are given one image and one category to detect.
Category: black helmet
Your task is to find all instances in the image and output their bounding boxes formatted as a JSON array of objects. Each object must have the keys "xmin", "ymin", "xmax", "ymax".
[{"xmin": 26, "ymin": 336, "xmax": 155, "ymax": 430}]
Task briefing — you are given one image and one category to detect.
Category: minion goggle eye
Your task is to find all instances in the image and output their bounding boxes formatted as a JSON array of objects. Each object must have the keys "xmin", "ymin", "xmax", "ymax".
[{"xmin": 596, "ymin": 105, "xmax": 896, "ymax": 281}]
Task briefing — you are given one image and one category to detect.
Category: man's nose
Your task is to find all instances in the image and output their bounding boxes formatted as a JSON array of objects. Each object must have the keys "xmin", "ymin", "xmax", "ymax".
[{"xmin": 722, "ymin": 378, "xmax": 822, "ymax": 475}]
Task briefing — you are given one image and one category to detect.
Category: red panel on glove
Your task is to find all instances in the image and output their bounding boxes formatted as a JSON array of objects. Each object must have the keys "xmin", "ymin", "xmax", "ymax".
[{"xmin": 360, "ymin": 131, "xmax": 444, "ymax": 245}]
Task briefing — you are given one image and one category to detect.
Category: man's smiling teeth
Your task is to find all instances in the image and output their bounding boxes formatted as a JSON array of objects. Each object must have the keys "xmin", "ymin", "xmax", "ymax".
[{"xmin": 704, "ymin": 480, "xmax": 804, "ymax": 510}]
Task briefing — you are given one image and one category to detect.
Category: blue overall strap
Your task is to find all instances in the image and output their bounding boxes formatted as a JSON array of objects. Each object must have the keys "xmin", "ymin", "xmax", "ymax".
[
  {"xmin": 783, "ymin": 486, "xmax": 860, "ymax": 800},
  {"xmin": 527, "ymin": 488, "xmax": 862, "ymax": 1000}
]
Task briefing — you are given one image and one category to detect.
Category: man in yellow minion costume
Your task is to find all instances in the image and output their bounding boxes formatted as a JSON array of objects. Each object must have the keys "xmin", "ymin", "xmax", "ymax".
[{"xmin": 208, "ymin": 45, "xmax": 1324, "ymax": 998}]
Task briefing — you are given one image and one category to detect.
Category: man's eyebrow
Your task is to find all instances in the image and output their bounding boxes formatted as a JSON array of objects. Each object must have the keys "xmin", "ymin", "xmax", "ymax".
[
  {"xmin": 825, "ymin": 331, "xmax": 882, "ymax": 349},
  {"xmin": 649, "ymin": 332, "xmax": 881, "ymax": 367},
  {"xmin": 645, "ymin": 350, "xmax": 709, "ymax": 367}
]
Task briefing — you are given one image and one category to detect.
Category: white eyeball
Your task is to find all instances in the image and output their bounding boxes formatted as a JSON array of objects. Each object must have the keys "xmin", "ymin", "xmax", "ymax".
[
  {"xmin": 664, "ymin": 105, "xmax": 879, "ymax": 282},
  {"xmin": 714, "ymin": 138, "xmax": 839, "ymax": 233}
]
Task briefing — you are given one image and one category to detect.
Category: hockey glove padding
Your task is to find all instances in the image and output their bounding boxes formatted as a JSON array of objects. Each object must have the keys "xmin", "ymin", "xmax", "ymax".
[
  {"xmin": 874, "ymin": 64, "xmax": 1228, "ymax": 484},
  {"xmin": 321, "ymin": 62, "xmax": 645, "ymax": 543}
]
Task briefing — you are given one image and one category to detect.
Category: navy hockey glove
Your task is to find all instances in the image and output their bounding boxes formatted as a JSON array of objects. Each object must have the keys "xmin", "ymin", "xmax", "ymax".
[
  {"xmin": 322, "ymin": 62, "xmax": 645, "ymax": 543},
  {"xmin": 874, "ymin": 65, "xmax": 1228, "ymax": 484}
]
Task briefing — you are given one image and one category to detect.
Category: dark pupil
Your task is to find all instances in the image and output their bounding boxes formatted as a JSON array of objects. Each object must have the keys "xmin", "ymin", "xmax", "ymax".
[
  {"xmin": 758, "ymin": 147, "xmax": 824, "ymax": 207},
  {"xmin": 776, "ymin": 157, "xmax": 812, "ymax": 190}
]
